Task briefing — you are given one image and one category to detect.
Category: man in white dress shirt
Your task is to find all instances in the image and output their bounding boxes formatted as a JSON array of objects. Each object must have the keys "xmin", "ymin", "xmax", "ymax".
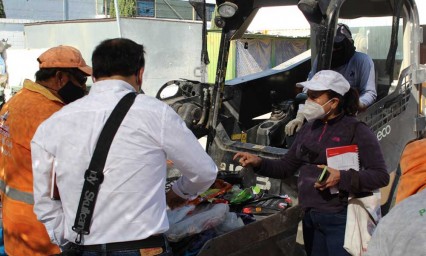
[{"xmin": 31, "ymin": 38, "xmax": 218, "ymax": 255}]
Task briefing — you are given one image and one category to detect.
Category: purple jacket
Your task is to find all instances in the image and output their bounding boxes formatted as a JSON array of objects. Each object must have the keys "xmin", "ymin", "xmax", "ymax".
[{"xmin": 257, "ymin": 114, "xmax": 389, "ymax": 213}]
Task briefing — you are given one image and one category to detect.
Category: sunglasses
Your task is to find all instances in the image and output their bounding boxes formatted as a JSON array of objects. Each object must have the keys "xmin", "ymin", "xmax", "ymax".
[{"xmin": 67, "ymin": 69, "xmax": 88, "ymax": 85}]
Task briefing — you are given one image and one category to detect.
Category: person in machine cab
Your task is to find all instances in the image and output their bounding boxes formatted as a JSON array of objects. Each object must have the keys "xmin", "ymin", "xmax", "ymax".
[{"xmin": 285, "ymin": 23, "xmax": 376, "ymax": 136}]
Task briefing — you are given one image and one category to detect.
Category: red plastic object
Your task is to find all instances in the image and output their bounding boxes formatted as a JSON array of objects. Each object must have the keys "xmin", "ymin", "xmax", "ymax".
[{"xmin": 189, "ymin": 179, "xmax": 232, "ymax": 205}]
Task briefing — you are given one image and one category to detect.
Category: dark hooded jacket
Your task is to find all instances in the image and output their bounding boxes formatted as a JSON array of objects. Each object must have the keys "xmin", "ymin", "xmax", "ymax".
[{"xmin": 256, "ymin": 114, "xmax": 389, "ymax": 213}]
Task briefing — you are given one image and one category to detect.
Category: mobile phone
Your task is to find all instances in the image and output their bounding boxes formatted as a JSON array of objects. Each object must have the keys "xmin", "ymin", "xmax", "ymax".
[{"xmin": 317, "ymin": 166, "xmax": 329, "ymax": 183}]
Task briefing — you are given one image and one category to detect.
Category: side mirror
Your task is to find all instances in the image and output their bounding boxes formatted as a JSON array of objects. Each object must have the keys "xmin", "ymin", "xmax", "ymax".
[{"xmin": 157, "ymin": 83, "xmax": 179, "ymax": 100}]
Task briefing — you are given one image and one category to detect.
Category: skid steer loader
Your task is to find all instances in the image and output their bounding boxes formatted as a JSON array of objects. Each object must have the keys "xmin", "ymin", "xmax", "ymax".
[{"xmin": 159, "ymin": 0, "xmax": 426, "ymax": 255}]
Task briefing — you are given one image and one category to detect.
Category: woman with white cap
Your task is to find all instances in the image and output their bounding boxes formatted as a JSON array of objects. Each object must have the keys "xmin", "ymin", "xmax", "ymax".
[{"xmin": 234, "ymin": 70, "xmax": 389, "ymax": 256}]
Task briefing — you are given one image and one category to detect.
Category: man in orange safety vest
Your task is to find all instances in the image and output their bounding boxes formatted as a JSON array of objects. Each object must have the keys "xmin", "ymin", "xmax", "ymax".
[{"xmin": 0, "ymin": 45, "xmax": 91, "ymax": 256}]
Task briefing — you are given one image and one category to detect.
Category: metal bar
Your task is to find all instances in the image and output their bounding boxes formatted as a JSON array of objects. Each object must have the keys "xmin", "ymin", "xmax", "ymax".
[
  {"xmin": 114, "ymin": 0, "xmax": 122, "ymax": 38},
  {"xmin": 63, "ymin": 0, "xmax": 69, "ymax": 21},
  {"xmin": 163, "ymin": 0, "xmax": 184, "ymax": 20}
]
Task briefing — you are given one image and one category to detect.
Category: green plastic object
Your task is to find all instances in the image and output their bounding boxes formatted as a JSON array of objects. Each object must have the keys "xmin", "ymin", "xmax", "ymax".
[{"xmin": 230, "ymin": 185, "xmax": 261, "ymax": 204}]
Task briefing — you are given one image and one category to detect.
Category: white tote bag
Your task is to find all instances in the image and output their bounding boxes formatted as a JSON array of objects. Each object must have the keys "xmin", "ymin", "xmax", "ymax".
[{"xmin": 344, "ymin": 191, "xmax": 381, "ymax": 256}]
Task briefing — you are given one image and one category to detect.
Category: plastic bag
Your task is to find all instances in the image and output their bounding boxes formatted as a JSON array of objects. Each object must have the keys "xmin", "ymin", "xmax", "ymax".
[
  {"xmin": 344, "ymin": 192, "xmax": 381, "ymax": 255},
  {"xmin": 215, "ymin": 212, "xmax": 244, "ymax": 235},
  {"xmin": 167, "ymin": 205, "xmax": 196, "ymax": 225},
  {"xmin": 166, "ymin": 203, "xmax": 229, "ymax": 242}
]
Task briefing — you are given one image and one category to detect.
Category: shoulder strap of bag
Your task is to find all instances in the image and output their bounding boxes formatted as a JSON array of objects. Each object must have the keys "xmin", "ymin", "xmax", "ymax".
[
  {"xmin": 72, "ymin": 92, "xmax": 137, "ymax": 244},
  {"xmin": 352, "ymin": 196, "xmax": 379, "ymax": 225},
  {"xmin": 339, "ymin": 121, "xmax": 365, "ymax": 203},
  {"xmin": 348, "ymin": 121, "xmax": 378, "ymax": 224},
  {"xmin": 349, "ymin": 121, "xmax": 362, "ymax": 144}
]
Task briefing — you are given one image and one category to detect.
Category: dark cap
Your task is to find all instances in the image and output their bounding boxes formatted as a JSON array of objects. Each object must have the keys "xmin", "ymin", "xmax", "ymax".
[{"xmin": 334, "ymin": 23, "xmax": 353, "ymax": 43}]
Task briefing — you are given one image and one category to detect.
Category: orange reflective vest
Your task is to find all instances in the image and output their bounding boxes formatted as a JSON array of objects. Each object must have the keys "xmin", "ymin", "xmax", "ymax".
[
  {"xmin": 0, "ymin": 79, "xmax": 63, "ymax": 256},
  {"xmin": 396, "ymin": 138, "xmax": 426, "ymax": 204}
]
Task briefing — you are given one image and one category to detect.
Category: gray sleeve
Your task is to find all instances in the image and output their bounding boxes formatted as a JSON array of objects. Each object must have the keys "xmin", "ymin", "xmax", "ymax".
[
  {"xmin": 357, "ymin": 54, "xmax": 377, "ymax": 107},
  {"xmin": 365, "ymin": 223, "xmax": 388, "ymax": 256},
  {"xmin": 366, "ymin": 191, "xmax": 426, "ymax": 256}
]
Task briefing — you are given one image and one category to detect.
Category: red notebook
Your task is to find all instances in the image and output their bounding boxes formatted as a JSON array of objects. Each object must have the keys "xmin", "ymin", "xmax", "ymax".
[
  {"xmin": 326, "ymin": 145, "xmax": 359, "ymax": 194},
  {"xmin": 326, "ymin": 144, "xmax": 359, "ymax": 171}
]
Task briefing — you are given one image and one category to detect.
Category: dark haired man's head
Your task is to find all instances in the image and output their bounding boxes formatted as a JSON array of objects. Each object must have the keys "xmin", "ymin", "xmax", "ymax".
[{"xmin": 92, "ymin": 38, "xmax": 145, "ymax": 82}]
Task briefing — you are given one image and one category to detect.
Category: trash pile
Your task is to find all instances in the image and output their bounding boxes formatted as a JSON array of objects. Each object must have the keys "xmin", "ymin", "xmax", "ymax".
[{"xmin": 166, "ymin": 175, "xmax": 292, "ymax": 255}]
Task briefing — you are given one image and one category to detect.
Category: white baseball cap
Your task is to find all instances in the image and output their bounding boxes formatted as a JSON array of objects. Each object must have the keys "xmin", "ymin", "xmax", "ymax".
[{"xmin": 297, "ymin": 70, "xmax": 350, "ymax": 96}]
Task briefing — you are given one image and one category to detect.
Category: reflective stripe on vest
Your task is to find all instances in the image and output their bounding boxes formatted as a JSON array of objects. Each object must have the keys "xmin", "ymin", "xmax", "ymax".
[{"xmin": 0, "ymin": 180, "xmax": 34, "ymax": 205}]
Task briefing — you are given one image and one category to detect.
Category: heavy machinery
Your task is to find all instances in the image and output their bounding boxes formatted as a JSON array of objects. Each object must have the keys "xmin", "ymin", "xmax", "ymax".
[{"xmin": 159, "ymin": 0, "xmax": 426, "ymax": 255}]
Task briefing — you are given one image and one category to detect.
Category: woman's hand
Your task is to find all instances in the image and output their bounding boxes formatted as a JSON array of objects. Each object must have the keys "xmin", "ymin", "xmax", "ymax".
[
  {"xmin": 233, "ymin": 152, "xmax": 262, "ymax": 168},
  {"xmin": 314, "ymin": 165, "xmax": 341, "ymax": 191}
]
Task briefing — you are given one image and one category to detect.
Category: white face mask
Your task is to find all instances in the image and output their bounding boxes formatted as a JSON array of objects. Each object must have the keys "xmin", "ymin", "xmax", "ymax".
[{"xmin": 302, "ymin": 99, "xmax": 333, "ymax": 122}]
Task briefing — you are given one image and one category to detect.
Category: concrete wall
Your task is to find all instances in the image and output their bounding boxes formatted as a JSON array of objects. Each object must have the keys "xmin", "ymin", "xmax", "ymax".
[{"xmin": 5, "ymin": 18, "xmax": 204, "ymax": 97}]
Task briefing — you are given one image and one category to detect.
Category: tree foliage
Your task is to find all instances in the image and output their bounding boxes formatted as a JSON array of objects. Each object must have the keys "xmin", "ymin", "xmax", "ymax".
[
  {"xmin": 0, "ymin": 0, "xmax": 6, "ymax": 18},
  {"xmin": 109, "ymin": 0, "xmax": 136, "ymax": 18}
]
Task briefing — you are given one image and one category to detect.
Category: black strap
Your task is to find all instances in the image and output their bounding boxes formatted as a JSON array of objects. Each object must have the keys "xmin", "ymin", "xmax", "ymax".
[
  {"xmin": 72, "ymin": 92, "xmax": 137, "ymax": 244},
  {"xmin": 350, "ymin": 195, "xmax": 378, "ymax": 226},
  {"xmin": 349, "ymin": 121, "xmax": 362, "ymax": 144},
  {"xmin": 339, "ymin": 121, "xmax": 363, "ymax": 203},
  {"xmin": 76, "ymin": 236, "xmax": 165, "ymax": 252},
  {"xmin": 346, "ymin": 122, "xmax": 377, "ymax": 224}
]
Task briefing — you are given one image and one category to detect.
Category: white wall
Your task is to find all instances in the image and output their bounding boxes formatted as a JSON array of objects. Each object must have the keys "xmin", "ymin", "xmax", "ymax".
[
  {"xmin": 3, "ymin": 48, "xmax": 47, "ymax": 101},
  {"xmin": 5, "ymin": 48, "xmax": 47, "ymax": 87},
  {"xmin": 0, "ymin": 20, "xmax": 26, "ymax": 49}
]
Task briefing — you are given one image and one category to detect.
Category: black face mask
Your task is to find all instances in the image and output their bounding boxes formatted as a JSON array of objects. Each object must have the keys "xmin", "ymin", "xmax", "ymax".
[
  {"xmin": 331, "ymin": 38, "xmax": 356, "ymax": 69},
  {"xmin": 58, "ymin": 81, "xmax": 85, "ymax": 104}
]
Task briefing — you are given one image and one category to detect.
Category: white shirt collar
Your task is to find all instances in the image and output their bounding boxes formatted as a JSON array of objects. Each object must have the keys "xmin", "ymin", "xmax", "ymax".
[{"xmin": 89, "ymin": 80, "xmax": 136, "ymax": 95}]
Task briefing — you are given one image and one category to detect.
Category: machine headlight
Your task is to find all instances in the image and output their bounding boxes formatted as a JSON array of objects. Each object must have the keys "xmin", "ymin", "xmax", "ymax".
[{"xmin": 218, "ymin": 2, "xmax": 238, "ymax": 18}]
